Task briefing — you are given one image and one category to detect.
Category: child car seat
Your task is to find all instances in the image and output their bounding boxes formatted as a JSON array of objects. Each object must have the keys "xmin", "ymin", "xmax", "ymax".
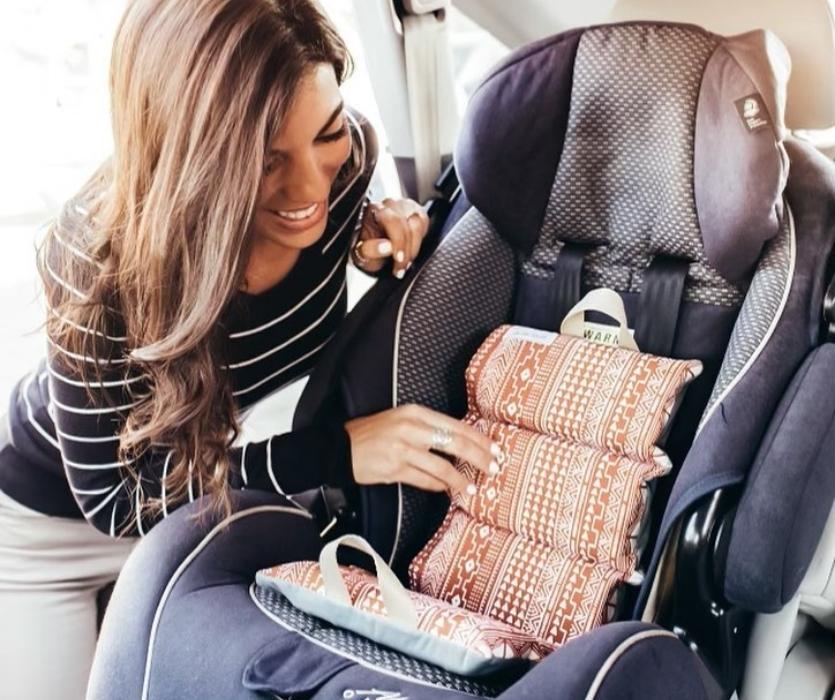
[{"xmin": 87, "ymin": 21, "xmax": 835, "ymax": 700}]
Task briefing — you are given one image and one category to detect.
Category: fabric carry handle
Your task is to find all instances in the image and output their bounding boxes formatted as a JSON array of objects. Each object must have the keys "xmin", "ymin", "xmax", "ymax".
[
  {"xmin": 560, "ymin": 288, "xmax": 639, "ymax": 351},
  {"xmin": 319, "ymin": 534, "xmax": 418, "ymax": 629}
]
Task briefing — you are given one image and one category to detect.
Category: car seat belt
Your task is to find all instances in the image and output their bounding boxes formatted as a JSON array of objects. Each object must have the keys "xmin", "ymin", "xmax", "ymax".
[
  {"xmin": 513, "ymin": 242, "xmax": 592, "ymax": 331},
  {"xmin": 634, "ymin": 256, "xmax": 690, "ymax": 357},
  {"xmin": 402, "ymin": 7, "xmax": 457, "ymax": 202}
]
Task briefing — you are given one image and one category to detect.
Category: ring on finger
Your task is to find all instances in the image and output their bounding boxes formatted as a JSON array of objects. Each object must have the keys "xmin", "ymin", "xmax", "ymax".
[
  {"xmin": 429, "ymin": 426, "xmax": 454, "ymax": 450},
  {"xmin": 351, "ymin": 237, "xmax": 371, "ymax": 266},
  {"xmin": 370, "ymin": 202, "xmax": 387, "ymax": 222}
]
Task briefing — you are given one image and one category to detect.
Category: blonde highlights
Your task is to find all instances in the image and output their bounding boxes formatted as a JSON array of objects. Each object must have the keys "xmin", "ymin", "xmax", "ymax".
[{"xmin": 38, "ymin": 0, "xmax": 352, "ymax": 528}]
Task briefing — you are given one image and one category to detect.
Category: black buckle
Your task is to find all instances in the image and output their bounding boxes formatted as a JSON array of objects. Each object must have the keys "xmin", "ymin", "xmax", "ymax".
[{"xmin": 308, "ymin": 486, "xmax": 359, "ymax": 541}]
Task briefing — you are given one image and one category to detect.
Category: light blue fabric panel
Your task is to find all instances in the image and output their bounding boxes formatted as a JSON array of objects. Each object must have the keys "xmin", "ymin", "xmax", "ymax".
[{"xmin": 255, "ymin": 572, "xmax": 531, "ymax": 677}]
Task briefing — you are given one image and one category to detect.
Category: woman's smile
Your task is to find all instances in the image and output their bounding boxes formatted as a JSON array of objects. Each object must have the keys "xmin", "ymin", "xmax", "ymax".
[{"xmin": 267, "ymin": 199, "xmax": 327, "ymax": 231}]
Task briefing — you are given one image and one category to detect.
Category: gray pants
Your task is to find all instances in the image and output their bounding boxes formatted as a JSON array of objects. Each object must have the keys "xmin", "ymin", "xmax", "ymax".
[{"xmin": 0, "ymin": 488, "xmax": 136, "ymax": 700}]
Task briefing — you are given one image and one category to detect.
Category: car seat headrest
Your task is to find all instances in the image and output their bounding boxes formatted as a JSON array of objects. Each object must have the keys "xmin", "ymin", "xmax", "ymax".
[{"xmin": 455, "ymin": 22, "xmax": 791, "ymax": 284}]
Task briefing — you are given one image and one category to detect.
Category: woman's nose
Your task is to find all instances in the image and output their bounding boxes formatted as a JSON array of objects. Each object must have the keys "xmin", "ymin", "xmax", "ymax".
[{"xmin": 281, "ymin": 151, "xmax": 330, "ymax": 203}]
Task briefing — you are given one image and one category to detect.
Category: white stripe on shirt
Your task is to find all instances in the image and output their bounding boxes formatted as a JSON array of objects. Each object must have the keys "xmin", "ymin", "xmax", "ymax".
[
  {"xmin": 44, "ymin": 258, "xmax": 89, "ymax": 300},
  {"xmin": 49, "ymin": 394, "xmax": 139, "ymax": 416},
  {"xmin": 224, "ymin": 278, "xmax": 346, "ymax": 369},
  {"xmin": 322, "ymin": 193, "xmax": 366, "ymax": 255},
  {"xmin": 228, "ymin": 252, "xmax": 346, "ymax": 339},
  {"xmin": 47, "ymin": 305, "xmax": 128, "ymax": 342},
  {"xmin": 83, "ymin": 482, "xmax": 123, "ymax": 520},
  {"xmin": 329, "ymin": 111, "xmax": 367, "ymax": 212},
  {"xmin": 48, "ymin": 365, "xmax": 144, "ymax": 388},
  {"xmin": 232, "ymin": 332, "xmax": 336, "ymax": 397},
  {"xmin": 53, "ymin": 226, "xmax": 104, "ymax": 269},
  {"xmin": 47, "ymin": 337, "xmax": 127, "ymax": 366},
  {"xmin": 21, "ymin": 374, "xmax": 61, "ymax": 450}
]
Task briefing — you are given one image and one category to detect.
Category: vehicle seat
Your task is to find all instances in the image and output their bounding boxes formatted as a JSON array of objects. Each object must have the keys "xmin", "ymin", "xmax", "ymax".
[{"xmin": 88, "ymin": 20, "xmax": 835, "ymax": 700}]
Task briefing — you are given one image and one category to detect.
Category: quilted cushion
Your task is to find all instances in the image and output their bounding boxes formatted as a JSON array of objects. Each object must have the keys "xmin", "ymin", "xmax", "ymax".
[
  {"xmin": 409, "ymin": 325, "xmax": 702, "ymax": 646},
  {"xmin": 257, "ymin": 537, "xmax": 553, "ymax": 676}
]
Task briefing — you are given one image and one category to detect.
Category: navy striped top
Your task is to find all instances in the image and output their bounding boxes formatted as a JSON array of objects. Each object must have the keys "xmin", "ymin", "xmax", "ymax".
[{"xmin": 0, "ymin": 111, "xmax": 378, "ymax": 537}]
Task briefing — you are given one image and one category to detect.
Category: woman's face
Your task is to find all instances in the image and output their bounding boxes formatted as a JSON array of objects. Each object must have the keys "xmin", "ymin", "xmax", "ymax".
[{"xmin": 252, "ymin": 63, "xmax": 352, "ymax": 251}]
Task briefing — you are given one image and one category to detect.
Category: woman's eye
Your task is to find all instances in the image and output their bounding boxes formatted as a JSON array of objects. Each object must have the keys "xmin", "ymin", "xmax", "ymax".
[{"xmin": 318, "ymin": 123, "xmax": 349, "ymax": 143}]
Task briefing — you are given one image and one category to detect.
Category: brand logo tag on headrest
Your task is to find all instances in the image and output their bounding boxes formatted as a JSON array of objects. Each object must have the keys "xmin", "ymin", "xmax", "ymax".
[
  {"xmin": 505, "ymin": 327, "xmax": 556, "ymax": 345},
  {"xmin": 734, "ymin": 93, "xmax": 771, "ymax": 133},
  {"xmin": 583, "ymin": 321, "xmax": 634, "ymax": 347}
]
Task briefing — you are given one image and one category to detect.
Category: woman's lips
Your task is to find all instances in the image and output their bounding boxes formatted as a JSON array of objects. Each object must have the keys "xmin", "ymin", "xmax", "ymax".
[{"xmin": 268, "ymin": 201, "xmax": 326, "ymax": 231}]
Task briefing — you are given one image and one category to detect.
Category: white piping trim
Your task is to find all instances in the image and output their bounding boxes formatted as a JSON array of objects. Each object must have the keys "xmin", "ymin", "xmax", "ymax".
[
  {"xmin": 224, "ymin": 279, "xmax": 346, "ymax": 369},
  {"xmin": 386, "ymin": 213, "xmax": 462, "ymax": 566},
  {"xmin": 697, "ymin": 204, "xmax": 796, "ymax": 436},
  {"xmin": 265, "ymin": 436, "xmax": 286, "ymax": 495},
  {"xmin": 21, "ymin": 374, "xmax": 60, "ymax": 450},
  {"xmin": 240, "ymin": 443, "xmax": 249, "ymax": 486},
  {"xmin": 135, "ymin": 478, "xmax": 146, "ymax": 537},
  {"xmin": 109, "ymin": 500, "xmax": 118, "ymax": 537},
  {"xmin": 187, "ymin": 461, "xmax": 195, "ymax": 503},
  {"xmin": 584, "ymin": 630, "xmax": 677, "ymax": 699},
  {"xmin": 232, "ymin": 333, "xmax": 336, "ymax": 397},
  {"xmin": 229, "ymin": 253, "xmax": 345, "ymax": 339},
  {"xmin": 161, "ymin": 452, "xmax": 172, "ymax": 518},
  {"xmin": 248, "ymin": 584, "xmax": 470, "ymax": 695},
  {"xmin": 140, "ymin": 505, "xmax": 312, "ymax": 700}
]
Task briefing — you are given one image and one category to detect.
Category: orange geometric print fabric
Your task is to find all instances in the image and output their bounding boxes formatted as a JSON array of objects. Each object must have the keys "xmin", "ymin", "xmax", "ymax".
[
  {"xmin": 409, "ymin": 326, "xmax": 701, "ymax": 647},
  {"xmin": 260, "ymin": 560, "xmax": 555, "ymax": 660}
]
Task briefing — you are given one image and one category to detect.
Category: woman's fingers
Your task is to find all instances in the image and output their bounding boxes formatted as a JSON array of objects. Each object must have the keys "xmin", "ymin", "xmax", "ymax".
[
  {"xmin": 355, "ymin": 236, "xmax": 393, "ymax": 262},
  {"xmin": 406, "ymin": 406, "xmax": 499, "ymax": 475},
  {"xmin": 405, "ymin": 206, "xmax": 429, "ymax": 261},
  {"xmin": 399, "ymin": 465, "xmax": 448, "ymax": 493},
  {"xmin": 403, "ymin": 446, "xmax": 473, "ymax": 494},
  {"xmin": 371, "ymin": 202, "xmax": 412, "ymax": 278}
]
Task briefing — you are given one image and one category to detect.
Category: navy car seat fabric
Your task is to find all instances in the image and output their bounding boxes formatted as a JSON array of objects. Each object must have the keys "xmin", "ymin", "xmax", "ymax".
[
  {"xmin": 367, "ymin": 21, "xmax": 791, "ymax": 577},
  {"xmin": 724, "ymin": 344, "xmax": 835, "ymax": 612},
  {"xmin": 456, "ymin": 24, "xmax": 787, "ymax": 282},
  {"xmin": 640, "ymin": 137, "xmax": 835, "ymax": 613}
]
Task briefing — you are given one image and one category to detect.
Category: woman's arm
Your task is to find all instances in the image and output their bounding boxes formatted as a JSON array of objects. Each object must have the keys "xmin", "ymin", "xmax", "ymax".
[{"xmin": 47, "ymin": 344, "xmax": 354, "ymax": 537}]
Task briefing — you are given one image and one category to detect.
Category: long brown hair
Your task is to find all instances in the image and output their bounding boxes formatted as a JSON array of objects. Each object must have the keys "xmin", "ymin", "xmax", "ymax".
[{"xmin": 37, "ymin": 0, "xmax": 353, "ymax": 526}]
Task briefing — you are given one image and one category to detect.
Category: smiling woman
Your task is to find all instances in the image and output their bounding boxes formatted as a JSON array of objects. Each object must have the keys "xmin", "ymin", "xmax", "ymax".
[
  {"xmin": 245, "ymin": 66, "xmax": 353, "ymax": 293},
  {"xmin": 0, "ymin": 1, "xmax": 471, "ymax": 698}
]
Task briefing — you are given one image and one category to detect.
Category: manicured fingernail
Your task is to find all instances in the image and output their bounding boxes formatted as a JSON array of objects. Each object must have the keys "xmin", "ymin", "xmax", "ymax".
[
  {"xmin": 466, "ymin": 484, "xmax": 478, "ymax": 496},
  {"xmin": 489, "ymin": 461, "xmax": 500, "ymax": 475},
  {"xmin": 395, "ymin": 269, "xmax": 405, "ymax": 279},
  {"xmin": 395, "ymin": 250, "xmax": 405, "ymax": 262},
  {"xmin": 378, "ymin": 240, "xmax": 392, "ymax": 255},
  {"xmin": 406, "ymin": 261, "xmax": 413, "ymax": 271},
  {"xmin": 490, "ymin": 443, "xmax": 502, "ymax": 458}
]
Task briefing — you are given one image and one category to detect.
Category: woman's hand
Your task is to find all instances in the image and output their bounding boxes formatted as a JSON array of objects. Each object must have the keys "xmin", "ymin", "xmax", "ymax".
[
  {"xmin": 344, "ymin": 404, "xmax": 502, "ymax": 494},
  {"xmin": 351, "ymin": 197, "xmax": 430, "ymax": 279}
]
